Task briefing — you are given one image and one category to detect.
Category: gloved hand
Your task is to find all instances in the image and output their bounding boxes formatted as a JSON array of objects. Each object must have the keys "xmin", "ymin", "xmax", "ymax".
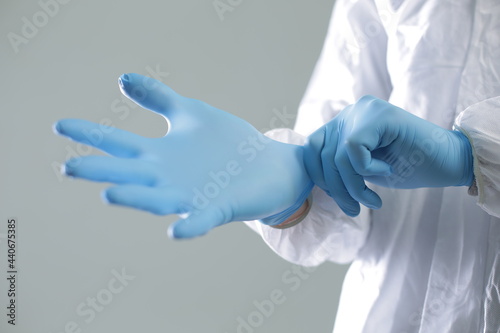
[
  {"xmin": 54, "ymin": 73, "xmax": 313, "ymax": 238},
  {"xmin": 304, "ymin": 95, "xmax": 474, "ymax": 217}
]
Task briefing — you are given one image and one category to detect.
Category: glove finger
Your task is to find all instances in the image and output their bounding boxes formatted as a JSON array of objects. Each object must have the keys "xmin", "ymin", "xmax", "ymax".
[
  {"xmin": 54, "ymin": 118, "xmax": 144, "ymax": 158},
  {"xmin": 102, "ymin": 185, "xmax": 190, "ymax": 215},
  {"xmin": 335, "ymin": 148, "xmax": 382, "ymax": 210},
  {"xmin": 64, "ymin": 155, "xmax": 159, "ymax": 185},
  {"xmin": 304, "ymin": 127, "xmax": 328, "ymax": 190},
  {"xmin": 119, "ymin": 73, "xmax": 186, "ymax": 121},
  {"xmin": 168, "ymin": 206, "xmax": 228, "ymax": 239},
  {"xmin": 321, "ymin": 134, "xmax": 361, "ymax": 217},
  {"xmin": 345, "ymin": 140, "xmax": 392, "ymax": 176}
]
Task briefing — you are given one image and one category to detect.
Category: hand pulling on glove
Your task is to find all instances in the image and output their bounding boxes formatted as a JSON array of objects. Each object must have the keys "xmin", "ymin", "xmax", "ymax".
[{"xmin": 304, "ymin": 95, "xmax": 474, "ymax": 217}]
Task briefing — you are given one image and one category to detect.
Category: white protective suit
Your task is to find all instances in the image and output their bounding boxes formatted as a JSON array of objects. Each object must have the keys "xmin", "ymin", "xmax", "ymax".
[{"xmin": 245, "ymin": 0, "xmax": 500, "ymax": 332}]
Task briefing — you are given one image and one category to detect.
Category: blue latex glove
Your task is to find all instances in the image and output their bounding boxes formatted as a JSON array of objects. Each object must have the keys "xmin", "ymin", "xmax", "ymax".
[
  {"xmin": 304, "ymin": 95, "xmax": 474, "ymax": 217},
  {"xmin": 54, "ymin": 73, "xmax": 313, "ymax": 238}
]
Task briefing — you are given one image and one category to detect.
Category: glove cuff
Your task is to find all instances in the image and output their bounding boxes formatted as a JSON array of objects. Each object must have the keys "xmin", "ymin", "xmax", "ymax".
[
  {"xmin": 452, "ymin": 129, "xmax": 475, "ymax": 187},
  {"xmin": 259, "ymin": 181, "xmax": 314, "ymax": 226},
  {"xmin": 269, "ymin": 195, "xmax": 313, "ymax": 229}
]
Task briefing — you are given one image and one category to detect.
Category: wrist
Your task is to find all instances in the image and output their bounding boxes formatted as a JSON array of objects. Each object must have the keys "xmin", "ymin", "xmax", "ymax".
[
  {"xmin": 269, "ymin": 196, "xmax": 312, "ymax": 229},
  {"xmin": 259, "ymin": 180, "xmax": 314, "ymax": 226}
]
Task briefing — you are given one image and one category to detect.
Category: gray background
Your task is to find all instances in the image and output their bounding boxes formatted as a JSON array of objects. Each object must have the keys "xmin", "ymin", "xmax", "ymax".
[{"xmin": 0, "ymin": 0, "xmax": 349, "ymax": 332}]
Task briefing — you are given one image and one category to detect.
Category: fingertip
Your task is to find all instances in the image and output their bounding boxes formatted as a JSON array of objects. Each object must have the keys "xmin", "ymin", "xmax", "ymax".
[
  {"xmin": 363, "ymin": 191, "xmax": 382, "ymax": 210},
  {"xmin": 51, "ymin": 119, "xmax": 89, "ymax": 139},
  {"xmin": 63, "ymin": 157, "xmax": 84, "ymax": 176},
  {"xmin": 118, "ymin": 73, "xmax": 130, "ymax": 90},
  {"xmin": 168, "ymin": 219, "xmax": 203, "ymax": 240},
  {"xmin": 59, "ymin": 162, "xmax": 67, "ymax": 176},
  {"xmin": 118, "ymin": 73, "xmax": 144, "ymax": 91},
  {"xmin": 168, "ymin": 220, "xmax": 184, "ymax": 239},
  {"xmin": 365, "ymin": 203, "xmax": 382, "ymax": 210},
  {"xmin": 101, "ymin": 186, "xmax": 129, "ymax": 206},
  {"xmin": 52, "ymin": 121, "xmax": 63, "ymax": 135},
  {"xmin": 52, "ymin": 119, "xmax": 72, "ymax": 135},
  {"xmin": 341, "ymin": 207, "xmax": 360, "ymax": 217},
  {"xmin": 167, "ymin": 226, "xmax": 197, "ymax": 240},
  {"xmin": 118, "ymin": 73, "xmax": 172, "ymax": 113},
  {"xmin": 364, "ymin": 160, "xmax": 392, "ymax": 177},
  {"xmin": 333, "ymin": 196, "xmax": 360, "ymax": 217},
  {"xmin": 305, "ymin": 126, "xmax": 326, "ymax": 150},
  {"xmin": 167, "ymin": 224, "xmax": 177, "ymax": 240},
  {"xmin": 101, "ymin": 188, "xmax": 113, "ymax": 205},
  {"xmin": 118, "ymin": 73, "xmax": 132, "ymax": 97},
  {"xmin": 169, "ymin": 213, "xmax": 216, "ymax": 240},
  {"xmin": 343, "ymin": 204, "xmax": 361, "ymax": 217},
  {"xmin": 118, "ymin": 73, "xmax": 149, "ymax": 88}
]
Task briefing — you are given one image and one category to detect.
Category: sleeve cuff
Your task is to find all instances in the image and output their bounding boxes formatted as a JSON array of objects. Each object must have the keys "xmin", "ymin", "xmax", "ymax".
[{"xmin": 454, "ymin": 96, "xmax": 500, "ymax": 218}]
